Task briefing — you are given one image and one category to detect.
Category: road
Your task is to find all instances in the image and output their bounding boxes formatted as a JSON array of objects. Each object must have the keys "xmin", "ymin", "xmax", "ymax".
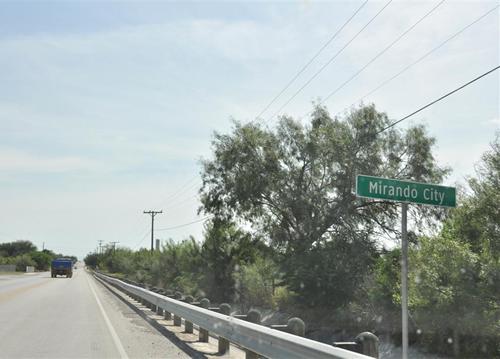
[{"xmin": 0, "ymin": 268, "xmax": 190, "ymax": 359}]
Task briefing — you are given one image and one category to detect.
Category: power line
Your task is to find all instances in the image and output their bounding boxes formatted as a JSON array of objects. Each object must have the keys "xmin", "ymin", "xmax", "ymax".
[
  {"xmin": 266, "ymin": 0, "xmax": 393, "ymax": 123},
  {"xmin": 155, "ymin": 182, "xmax": 201, "ymax": 214},
  {"xmin": 254, "ymin": 0, "xmax": 369, "ymax": 120},
  {"xmin": 320, "ymin": 0, "xmax": 446, "ymax": 106},
  {"xmin": 133, "ymin": 228, "xmax": 151, "ymax": 250},
  {"xmin": 124, "ymin": 5, "xmax": 367, "ymax": 246},
  {"xmin": 352, "ymin": 4, "xmax": 499, "ymax": 107},
  {"xmin": 133, "ymin": 215, "xmax": 209, "ymax": 248},
  {"xmin": 162, "ymin": 194, "xmax": 199, "ymax": 212},
  {"xmin": 376, "ymin": 65, "xmax": 500, "ymax": 134},
  {"xmin": 155, "ymin": 175, "xmax": 200, "ymax": 207},
  {"xmin": 156, "ymin": 216, "xmax": 212, "ymax": 232}
]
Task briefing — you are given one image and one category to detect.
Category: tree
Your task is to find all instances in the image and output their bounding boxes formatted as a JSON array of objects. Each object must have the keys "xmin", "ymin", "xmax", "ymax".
[
  {"xmin": 200, "ymin": 218, "xmax": 264, "ymax": 302},
  {"xmin": 84, "ymin": 252, "xmax": 99, "ymax": 268},
  {"xmin": 30, "ymin": 251, "xmax": 54, "ymax": 271},
  {"xmin": 200, "ymin": 104, "xmax": 447, "ymax": 306},
  {"xmin": 368, "ymin": 134, "xmax": 500, "ymax": 357},
  {"xmin": 0, "ymin": 240, "xmax": 37, "ymax": 257},
  {"xmin": 14, "ymin": 254, "xmax": 35, "ymax": 271},
  {"xmin": 100, "ymin": 248, "xmax": 134, "ymax": 274},
  {"xmin": 419, "ymin": 133, "xmax": 500, "ymax": 357},
  {"xmin": 234, "ymin": 256, "xmax": 279, "ymax": 310},
  {"xmin": 461, "ymin": 132, "xmax": 500, "ymax": 257},
  {"xmin": 155, "ymin": 237, "xmax": 204, "ymax": 294}
]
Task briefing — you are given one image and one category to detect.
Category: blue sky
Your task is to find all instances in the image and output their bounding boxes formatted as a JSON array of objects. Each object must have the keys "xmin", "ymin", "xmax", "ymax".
[{"xmin": 0, "ymin": 1, "xmax": 498, "ymax": 258}]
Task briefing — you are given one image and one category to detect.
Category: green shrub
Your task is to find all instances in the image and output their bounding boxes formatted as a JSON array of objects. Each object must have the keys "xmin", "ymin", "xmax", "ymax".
[
  {"xmin": 235, "ymin": 257, "xmax": 279, "ymax": 309},
  {"xmin": 272, "ymin": 286, "xmax": 296, "ymax": 311},
  {"xmin": 30, "ymin": 251, "xmax": 53, "ymax": 271},
  {"xmin": 14, "ymin": 254, "xmax": 35, "ymax": 272}
]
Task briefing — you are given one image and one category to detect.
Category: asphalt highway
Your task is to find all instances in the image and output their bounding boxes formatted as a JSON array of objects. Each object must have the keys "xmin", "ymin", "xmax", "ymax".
[{"xmin": 0, "ymin": 268, "xmax": 190, "ymax": 359}]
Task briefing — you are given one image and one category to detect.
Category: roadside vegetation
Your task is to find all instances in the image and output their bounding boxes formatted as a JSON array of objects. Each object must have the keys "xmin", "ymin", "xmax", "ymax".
[
  {"xmin": 85, "ymin": 105, "xmax": 499, "ymax": 357},
  {"xmin": 0, "ymin": 240, "xmax": 77, "ymax": 272}
]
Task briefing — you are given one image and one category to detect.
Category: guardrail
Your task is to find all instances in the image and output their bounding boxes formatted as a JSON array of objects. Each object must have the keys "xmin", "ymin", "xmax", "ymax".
[{"xmin": 94, "ymin": 271, "xmax": 374, "ymax": 359}]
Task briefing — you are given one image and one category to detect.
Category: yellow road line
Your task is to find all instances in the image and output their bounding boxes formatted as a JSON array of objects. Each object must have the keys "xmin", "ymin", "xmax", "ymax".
[{"xmin": 0, "ymin": 278, "xmax": 53, "ymax": 303}]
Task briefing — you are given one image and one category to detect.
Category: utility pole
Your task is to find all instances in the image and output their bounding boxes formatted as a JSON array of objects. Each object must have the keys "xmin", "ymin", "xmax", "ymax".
[
  {"xmin": 143, "ymin": 210, "xmax": 162, "ymax": 252},
  {"xmin": 109, "ymin": 241, "xmax": 119, "ymax": 253},
  {"xmin": 98, "ymin": 240, "xmax": 104, "ymax": 254}
]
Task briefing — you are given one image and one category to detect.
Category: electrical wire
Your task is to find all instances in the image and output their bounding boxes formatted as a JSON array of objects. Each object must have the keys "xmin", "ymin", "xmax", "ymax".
[
  {"xmin": 376, "ymin": 65, "xmax": 500, "ymax": 134},
  {"xmin": 129, "ymin": 4, "xmax": 364, "ymax": 240},
  {"xmin": 162, "ymin": 176, "xmax": 199, "ymax": 202},
  {"xmin": 133, "ymin": 5, "xmax": 498, "ymax": 246},
  {"xmin": 155, "ymin": 216, "xmax": 212, "ymax": 232},
  {"xmin": 156, "ymin": 182, "xmax": 201, "ymax": 213},
  {"xmin": 320, "ymin": 0, "xmax": 446, "ymax": 106},
  {"xmin": 266, "ymin": 0, "xmax": 393, "ymax": 123},
  {"xmin": 353, "ymin": 4, "xmax": 499, "ymax": 107},
  {"xmin": 133, "ymin": 228, "xmax": 152, "ymax": 249},
  {"xmin": 162, "ymin": 194, "xmax": 199, "ymax": 212},
  {"xmin": 141, "ymin": 1, "xmax": 447, "ymax": 219},
  {"xmin": 154, "ymin": 175, "xmax": 201, "ymax": 209},
  {"xmin": 254, "ymin": 0, "xmax": 369, "ymax": 120}
]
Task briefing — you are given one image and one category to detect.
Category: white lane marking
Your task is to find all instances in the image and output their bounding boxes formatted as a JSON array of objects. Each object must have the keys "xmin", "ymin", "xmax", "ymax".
[{"xmin": 87, "ymin": 274, "xmax": 129, "ymax": 359}]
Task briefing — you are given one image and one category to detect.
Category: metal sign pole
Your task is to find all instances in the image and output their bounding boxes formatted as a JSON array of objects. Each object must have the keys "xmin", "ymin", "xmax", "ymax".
[
  {"xmin": 401, "ymin": 202, "xmax": 408, "ymax": 359},
  {"xmin": 355, "ymin": 174, "xmax": 457, "ymax": 359}
]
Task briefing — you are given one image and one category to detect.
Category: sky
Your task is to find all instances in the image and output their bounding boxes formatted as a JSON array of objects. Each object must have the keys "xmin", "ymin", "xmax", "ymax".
[{"xmin": 0, "ymin": 1, "xmax": 498, "ymax": 259}]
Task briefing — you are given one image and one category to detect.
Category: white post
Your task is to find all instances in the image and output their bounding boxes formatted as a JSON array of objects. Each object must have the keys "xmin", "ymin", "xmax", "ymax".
[{"xmin": 401, "ymin": 202, "xmax": 408, "ymax": 359}]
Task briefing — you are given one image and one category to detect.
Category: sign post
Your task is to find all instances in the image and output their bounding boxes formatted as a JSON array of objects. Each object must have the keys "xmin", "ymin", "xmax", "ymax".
[
  {"xmin": 356, "ymin": 175, "xmax": 456, "ymax": 359},
  {"xmin": 401, "ymin": 202, "xmax": 408, "ymax": 359}
]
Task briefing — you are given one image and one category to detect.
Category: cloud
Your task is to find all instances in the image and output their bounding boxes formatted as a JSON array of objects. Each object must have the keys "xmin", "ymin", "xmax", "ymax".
[
  {"xmin": 486, "ymin": 117, "xmax": 500, "ymax": 126},
  {"xmin": 0, "ymin": 2, "xmax": 497, "ymax": 259}
]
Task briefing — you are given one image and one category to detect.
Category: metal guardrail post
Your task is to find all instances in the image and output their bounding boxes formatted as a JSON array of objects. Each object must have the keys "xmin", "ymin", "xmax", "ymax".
[
  {"xmin": 173, "ymin": 314, "xmax": 182, "ymax": 326},
  {"xmin": 137, "ymin": 283, "xmax": 149, "ymax": 307},
  {"xmin": 355, "ymin": 332, "xmax": 379, "ymax": 358},
  {"xmin": 147, "ymin": 288, "xmax": 158, "ymax": 312},
  {"xmin": 197, "ymin": 298, "xmax": 210, "ymax": 342},
  {"xmin": 332, "ymin": 342, "xmax": 359, "ymax": 352},
  {"xmin": 287, "ymin": 318, "xmax": 306, "ymax": 336},
  {"xmin": 163, "ymin": 290, "xmax": 174, "ymax": 320},
  {"xmin": 218, "ymin": 303, "xmax": 231, "ymax": 354},
  {"xmin": 173, "ymin": 292, "xmax": 183, "ymax": 326},
  {"xmin": 150, "ymin": 287, "xmax": 159, "ymax": 311},
  {"xmin": 270, "ymin": 317, "xmax": 306, "ymax": 337},
  {"xmin": 156, "ymin": 290, "xmax": 165, "ymax": 315},
  {"xmin": 333, "ymin": 332, "xmax": 379, "ymax": 358},
  {"xmin": 183, "ymin": 296, "xmax": 194, "ymax": 333},
  {"xmin": 130, "ymin": 282, "xmax": 140, "ymax": 302},
  {"xmin": 234, "ymin": 309, "xmax": 263, "ymax": 358},
  {"xmin": 245, "ymin": 310, "xmax": 262, "ymax": 359},
  {"xmin": 164, "ymin": 309, "xmax": 172, "ymax": 320}
]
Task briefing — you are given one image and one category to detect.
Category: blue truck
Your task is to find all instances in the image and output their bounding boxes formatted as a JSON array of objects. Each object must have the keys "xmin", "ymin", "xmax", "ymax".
[{"xmin": 51, "ymin": 258, "xmax": 73, "ymax": 278}]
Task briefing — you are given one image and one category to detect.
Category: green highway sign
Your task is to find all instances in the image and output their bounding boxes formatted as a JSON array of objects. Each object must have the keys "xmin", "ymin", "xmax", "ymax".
[{"xmin": 356, "ymin": 175, "xmax": 456, "ymax": 207}]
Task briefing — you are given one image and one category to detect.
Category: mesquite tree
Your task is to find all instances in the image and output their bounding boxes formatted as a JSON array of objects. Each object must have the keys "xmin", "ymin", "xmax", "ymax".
[{"xmin": 200, "ymin": 104, "xmax": 447, "ymax": 307}]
